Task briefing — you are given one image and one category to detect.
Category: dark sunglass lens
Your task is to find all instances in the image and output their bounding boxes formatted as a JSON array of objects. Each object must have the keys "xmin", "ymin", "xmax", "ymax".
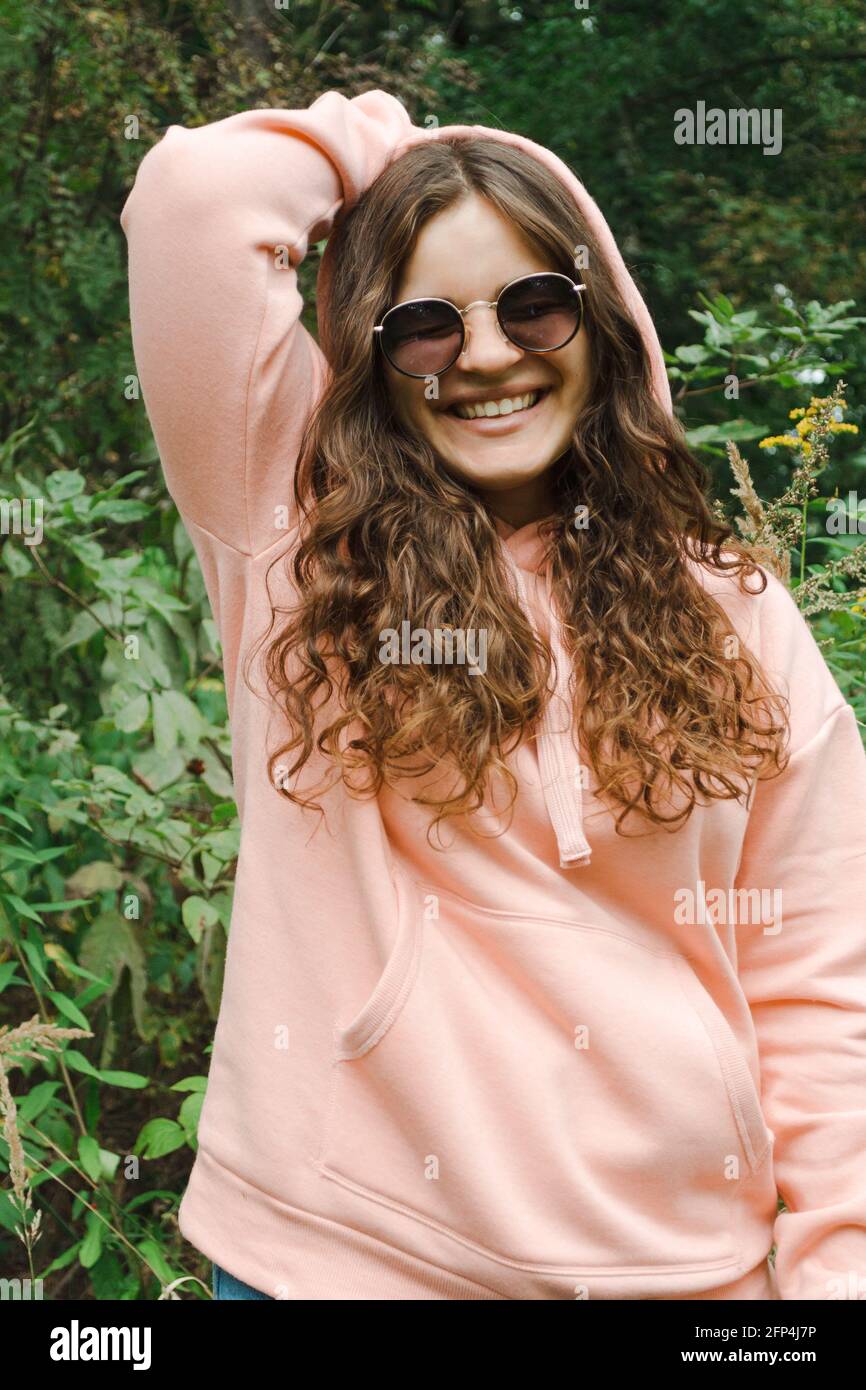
[
  {"xmin": 381, "ymin": 301, "xmax": 463, "ymax": 376},
  {"xmin": 499, "ymin": 275, "xmax": 580, "ymax": 351}
]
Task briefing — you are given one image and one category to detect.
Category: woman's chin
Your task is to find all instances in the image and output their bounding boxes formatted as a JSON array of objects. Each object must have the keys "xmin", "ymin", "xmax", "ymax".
[{"xmin": 436, "ymin": 440, "xmax": 564, "ymax": 491}]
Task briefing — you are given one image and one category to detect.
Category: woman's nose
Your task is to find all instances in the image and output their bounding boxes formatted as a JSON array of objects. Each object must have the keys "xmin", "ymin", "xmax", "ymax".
[{"xmin": 459, "ymin": 305, "xmax": 524, "ymax": 373}]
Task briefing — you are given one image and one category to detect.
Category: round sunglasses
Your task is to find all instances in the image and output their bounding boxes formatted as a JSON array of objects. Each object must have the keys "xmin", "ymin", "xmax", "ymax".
[{"xmin": 373, "ymin": 271, "xmax": 587, "ymax": 378}]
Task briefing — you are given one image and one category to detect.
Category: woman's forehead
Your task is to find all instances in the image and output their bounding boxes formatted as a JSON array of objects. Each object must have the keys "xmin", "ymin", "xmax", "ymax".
[{"xmin": 394, "ymin": 197, "xmax": 555, "ymax": 302}]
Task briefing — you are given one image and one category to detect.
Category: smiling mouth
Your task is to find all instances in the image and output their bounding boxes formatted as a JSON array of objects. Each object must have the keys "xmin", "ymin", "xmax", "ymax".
[{"xmin": 448, "ymin": 388, "xmax": 550, "ymax": 420}]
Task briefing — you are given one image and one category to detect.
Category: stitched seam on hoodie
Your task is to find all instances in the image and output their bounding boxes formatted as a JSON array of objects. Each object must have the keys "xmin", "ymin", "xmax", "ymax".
[
  {"xmin": 783, "ymin": 697, "xmax": 853, "ymax": 765},
  {"xmin": 182, "ymin": 510, "xmax": 302, "ymax": 564},
  {"xmin": 193, "ymin": 1143, "xmax": 510, "ymax": 1297},
  {"xmin": 315, "ymin": 1166, "xmax": 743, "ymax": 1277}
]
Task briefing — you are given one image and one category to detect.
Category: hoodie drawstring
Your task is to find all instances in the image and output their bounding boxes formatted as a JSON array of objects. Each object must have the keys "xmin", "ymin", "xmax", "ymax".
[{"xmin": 501, "ymin": 547, "xmax": 593, "ymax": 869}]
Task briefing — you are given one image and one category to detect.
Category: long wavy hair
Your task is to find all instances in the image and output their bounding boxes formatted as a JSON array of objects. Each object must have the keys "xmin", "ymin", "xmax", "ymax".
[{"xmin": 245, "ymin": 135, "xmax": 790, "ymax": 846}]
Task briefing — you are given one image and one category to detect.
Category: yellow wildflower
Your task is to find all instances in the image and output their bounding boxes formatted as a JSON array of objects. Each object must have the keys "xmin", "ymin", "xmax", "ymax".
[
  {"xmin": 760, "ymin": 390, "xmax": 855, "ymax": 453},
  {"xmin": 759, "ymin": 434, "xmax": 800, "ymax": 449}
]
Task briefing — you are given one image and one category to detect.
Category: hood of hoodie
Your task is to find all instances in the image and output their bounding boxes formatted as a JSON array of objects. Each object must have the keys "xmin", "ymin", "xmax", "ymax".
[{"xmin": 316, "ymin": 119, "xmax": 673, "ymax": 869}]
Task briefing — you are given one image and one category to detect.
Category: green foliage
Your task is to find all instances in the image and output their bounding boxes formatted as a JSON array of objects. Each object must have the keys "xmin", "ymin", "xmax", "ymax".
[{"xmin": 0, "ymin": 450, "xmax": 233, "ymax": 1298}]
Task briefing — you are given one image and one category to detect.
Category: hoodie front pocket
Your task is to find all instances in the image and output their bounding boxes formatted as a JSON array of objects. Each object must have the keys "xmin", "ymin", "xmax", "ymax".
[{"xmin": 315, "ymin": 877, "xmax": 772, "ymax": 1273}]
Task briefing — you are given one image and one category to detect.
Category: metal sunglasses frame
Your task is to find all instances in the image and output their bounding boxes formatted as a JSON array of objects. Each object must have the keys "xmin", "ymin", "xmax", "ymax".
[{"xmin": 372, "ymin": 271, "xmax": 587, "ymax": 378}]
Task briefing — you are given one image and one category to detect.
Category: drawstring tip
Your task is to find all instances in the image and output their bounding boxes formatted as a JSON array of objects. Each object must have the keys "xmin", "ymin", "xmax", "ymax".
[{"xmin": 560, "ymin": 849, "xmax": 592, "ymax": 869}]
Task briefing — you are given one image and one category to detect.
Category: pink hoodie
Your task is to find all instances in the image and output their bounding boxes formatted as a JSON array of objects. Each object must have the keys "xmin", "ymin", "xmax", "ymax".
[{"xmin": 121, "ymin": 89, "xmax": 866, "ymax": 1301}]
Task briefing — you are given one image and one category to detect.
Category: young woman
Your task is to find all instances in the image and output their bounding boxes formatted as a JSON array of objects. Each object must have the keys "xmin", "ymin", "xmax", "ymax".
[{"xmin": 121, "ymin": 89, "xmax": 866, "ymax": 1302}]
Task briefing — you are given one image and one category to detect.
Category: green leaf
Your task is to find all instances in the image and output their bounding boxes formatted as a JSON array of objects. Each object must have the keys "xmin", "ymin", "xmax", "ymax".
[
  {"xmin": 130, "ymin": 746, "xmax": 187, "ymax": 793},
  {"xmin": 65, "ymin": 1051, "xmax": 148, "ymax": 1087},
  {"xmin": 0, "ymin": 842, "xmax": 69, "ymax": 865},
  {"xmin": 89, "ymin": 1249, "xmax": 135, "ymax": 1300},
  {"xmin": 39, "ymin": 1241, "xmax": 84, "ymax": 1277},
  {"xmin": 47, "ymin": 990, "xmax": 91, "ymax": 1030},
  {"xmin": 64, "ymin": 536, "xmax": 106, "ymax": 568},
  {"xmin": 53, "ymin": 608, "xmax": 104, "ymax": 652},
  {"xmin": 29, "ymin": 898, "xmax": 91, "ymax": 911},
  {"xmin": 685, "ymin": 421, "xmax": 770, "ymax": 446},
  {"xmin": 45, "ymin": 469, "xmax": 87, "ymax": 501},
  {"xmin": 18, "ymin": 1080, "xmax": 62, "ymax": 1121},
  {"xmin": 3, "ymin": 542, "xmax": 34, "ymax": 577},
  {"xmin": 152, "ymin": 689, "xmax": 207, "ymax": 752},
  {"xmin": 87, "ymin": 499, "xmax": 152, "ymax": 523},
  {"xmin": 20, "ymin": 935, "xmax": 51, "ymax": 985},
  {"xmin": 92, "ymin": 764, "xmax": 141, "ymax": 797},
  {"xmin": 200, "ymin": 747, "xmax": 234, "ymax": 798},
  {"xmin": 135, "ymin": 1238, "xmax": 176, "ymax": 1285},
  {"xmin": 64, "ymin": 1049, "xmax": 102, "ymax": 1080},
  {"xmin": 79, "ymin": 912, "xmax": 155, "ymax": 1042},
  {"xmin": 79, "ymin": 1209, "xmax": 104, "ymax": 1268},
  {"xmin": 674, "ymin": 343, "xmax": 710, "ymax": 364},
  {"xmin": 122, "ymin": 1188, "xmax": 179, "ymax": 1214},
  {"xmin": 0, "ymin": 1191, "xmax": 24, "ymax": 1233},
  {"xmin": 181, "ymin": 895, "xmax": 219, "ymax": 943},
  {"xmin": 78, "ymin": 1135, "xmax": 103, "ymax": 1183},
  {"xmin": 0, "ymin": 961, "xmax": 24, "ymax": 993},
  {"xmin": 131, "ymin": 578, "xmax": 189, "ymax": 622},
  {"xmin": 113, "ymin": 692, "xmax": 150, "ymax": 732},
  {"xmin": 135, "ymin": 1117, "xmax": 187, "ymax": 1159},
  {"xmin": 99, "ymin": 1069, "xmax": 150, "ymax": 1089},
  {"xmin": 179, "ymin": 1091, "xmax": 203, "ymax": 1144},
  {"xmin": 58, "ymin": 956, "xmax": 121, "ymax": 987},
  {"xmin": 65, "ymin": 861, "xmax": 124, "ymax": 897}
]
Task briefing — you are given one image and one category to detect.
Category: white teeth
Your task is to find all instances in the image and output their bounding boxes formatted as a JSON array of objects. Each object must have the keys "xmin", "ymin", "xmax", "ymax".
[{"xmin": 454, "ymin": 390, "xmax": 540, "ymax": 420}]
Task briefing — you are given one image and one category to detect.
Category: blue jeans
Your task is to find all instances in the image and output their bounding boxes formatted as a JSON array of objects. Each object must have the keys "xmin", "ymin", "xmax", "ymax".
[{"xmin": 212, "ymin": 1261, "xmax": 274, "ymax": 1300}]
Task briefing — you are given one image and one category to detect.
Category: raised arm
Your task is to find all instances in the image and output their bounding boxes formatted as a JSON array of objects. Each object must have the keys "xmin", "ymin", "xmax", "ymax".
[{"xmin": 120, "ymin": 90, "xmax": 416, "ymax": 560}]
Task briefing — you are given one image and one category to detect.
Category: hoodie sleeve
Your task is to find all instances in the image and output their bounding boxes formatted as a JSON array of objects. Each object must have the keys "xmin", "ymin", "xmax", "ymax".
[
  {"xmin": 732, "ymin": 568, "xmax": 866, "ymax": 1300},
  {"xmin": 119, "ymin": 90, "xmax": 415, "ymax": 560}
]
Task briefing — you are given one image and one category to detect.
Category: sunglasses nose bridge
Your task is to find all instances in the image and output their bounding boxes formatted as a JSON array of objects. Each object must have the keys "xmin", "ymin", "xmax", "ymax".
[{"xmin": 459, "ymin": 301, "xmax": 515, "ymax": 358}]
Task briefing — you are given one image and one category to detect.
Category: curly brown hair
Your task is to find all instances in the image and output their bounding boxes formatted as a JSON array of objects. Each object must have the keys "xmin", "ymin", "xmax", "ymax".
[{"xmin": 244, "ymin": 135, "xmax": 790, "ymax": 847}]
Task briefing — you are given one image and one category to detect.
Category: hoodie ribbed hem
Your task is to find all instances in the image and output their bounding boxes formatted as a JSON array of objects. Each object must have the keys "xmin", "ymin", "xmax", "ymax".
[
  {"xmin": 179, "ymin": 1145, "xmax": 779, "ymax": 1301},
  {"xmin": 179, "ymin": 1145, "xmax": 507, "ymax": 1300}
]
